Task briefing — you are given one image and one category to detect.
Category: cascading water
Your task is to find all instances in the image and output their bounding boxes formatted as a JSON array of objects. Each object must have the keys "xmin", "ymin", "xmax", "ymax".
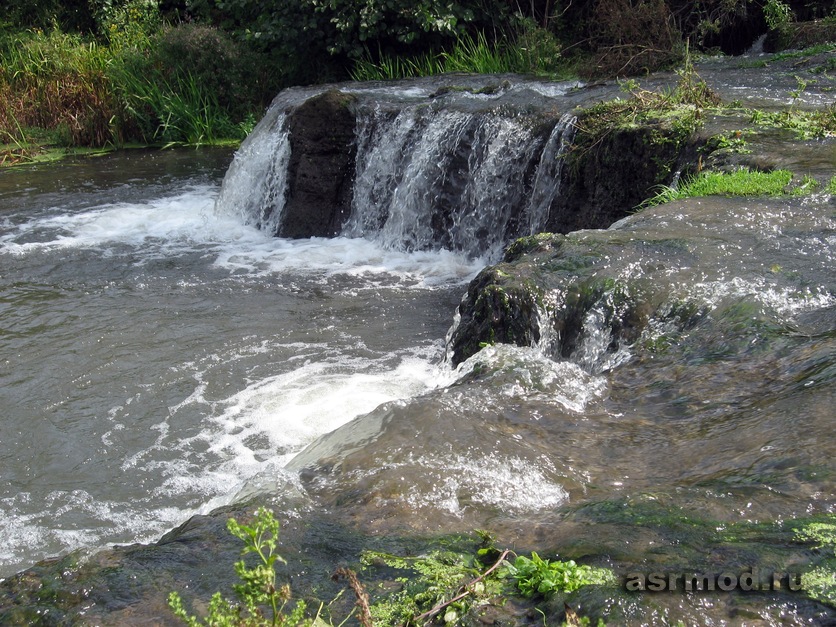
[
  {"xmin": 525, "ymin": 113, "xmax": 576, "ymax": 235},
  {"xmin": 214, "ymin": 108, "xmax": 291, "ymax": 234},
  {"xmin": 347, "ymin": 107, "xmax": 545, "ymax": 258},
  {"xmin": 217, "ymin": 87, "xmax": 580, "ymax": 260},
  {"xmin": 3, "ymin": 66, "xmax": 835, "ymax": 626}
]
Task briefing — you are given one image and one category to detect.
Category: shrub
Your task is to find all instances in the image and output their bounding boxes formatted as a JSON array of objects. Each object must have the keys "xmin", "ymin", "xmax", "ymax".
[
  {"xmin": 586, "ymin": 0, "xmax": 683, "ymax": 76},
  {"xmin": 148, "ymin": 23, "xmax": 270, "ymax": 118}
]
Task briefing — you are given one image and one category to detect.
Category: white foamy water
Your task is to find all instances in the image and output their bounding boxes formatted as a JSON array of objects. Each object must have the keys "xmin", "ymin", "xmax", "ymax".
[
  {"xmin": 451, "ymin": 344, "xmax": 609, "ymax": 413},
  {"xmin": 0, "ymin": 186, "xmax": 484, "ymax": 286},
  {"xmin": 401, "ymin": 452, "xmax": 569, "ymax": 515}
]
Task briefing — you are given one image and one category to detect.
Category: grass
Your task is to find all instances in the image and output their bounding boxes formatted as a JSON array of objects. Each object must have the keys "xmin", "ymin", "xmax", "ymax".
[
  {"xmin": 737, "ymin": 42, "xmax": 836, "ymax": 69},
  {"xmin": 351, "ymin": 32, "xmax": 522, "ymax": 81},
  {"xmin": 110, "ymin": 62, "xmax": 240, "ymax": 146},
  {"xmin": 641, "ymin": 168, "xmax": 796, "ymax": 207},
  {"xmin": 350, "ymin": 23, "xmax": 565, "ymax": 81},
  {"xmin": 0, "ymin": 29, "xmax": 116, "ymax": 147},
  {"xmin": 0, "ymin": 21, "xmax": 259, "ymax": 161}
]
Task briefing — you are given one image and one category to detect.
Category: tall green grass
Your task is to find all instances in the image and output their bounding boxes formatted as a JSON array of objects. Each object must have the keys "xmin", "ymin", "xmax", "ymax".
[
  {"xmin": 110, "ymin": 62, "xmax": 237, "ymax": 146},
  {"xmin": 1, "ymin": 20, "xmax": 262, "ymax": 152},
  {"xmin": 351, "ymin": 21, "xmax": 564, "ymax": 81},
  {"xmin": 0, "ymin": 29, "xmax": 115, "ymax": 146}
]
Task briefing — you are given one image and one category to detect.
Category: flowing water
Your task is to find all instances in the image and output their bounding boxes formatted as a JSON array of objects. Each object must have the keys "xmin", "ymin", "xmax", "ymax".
[
  {"xmin": 0, "ymin": 69, "xmax": 835, "ymax": 624},
  {"xmin": 0, "ymin": 148, "xmax": 483, "ymax": 578}
]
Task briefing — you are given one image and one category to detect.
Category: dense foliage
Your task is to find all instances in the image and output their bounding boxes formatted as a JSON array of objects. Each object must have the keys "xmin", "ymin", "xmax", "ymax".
[{"xmin": 2, "ymin": 0, "xmax": 836, "ymax": 157}]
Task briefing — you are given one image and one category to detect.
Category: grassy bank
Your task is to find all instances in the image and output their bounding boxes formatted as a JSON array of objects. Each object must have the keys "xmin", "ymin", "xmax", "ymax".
[{"xmin": 0, "ymin": 8, "xmax": 275, "ymax": 165}]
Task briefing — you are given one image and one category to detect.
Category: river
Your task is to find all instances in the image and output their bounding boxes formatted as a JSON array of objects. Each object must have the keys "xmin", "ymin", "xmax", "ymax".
[{"xmin": 1, "ymin": 64, "xmax": 835, "ymax": 624}]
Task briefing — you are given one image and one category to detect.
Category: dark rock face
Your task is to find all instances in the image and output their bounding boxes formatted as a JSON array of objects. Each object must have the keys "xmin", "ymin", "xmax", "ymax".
[
  {"xmin": 448, "ymin": 232, "xmax": 681, "ymax": 367},
  {"xmin": 546, "ymin": 121, "xmax": 690, "ymax": 235},
  {"xmin": 279, "ymin": 89, "xmax": 358, "ymax": 238}
]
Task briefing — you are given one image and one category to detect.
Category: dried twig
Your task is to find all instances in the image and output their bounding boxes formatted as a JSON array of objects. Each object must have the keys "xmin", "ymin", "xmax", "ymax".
[
  {"xmin": 411, "ymin": 549, "xmax": 511, "ymax": 625},
  {"xmin": 332, "ymin": 567, "xmax": 374, "ymax": 627}
]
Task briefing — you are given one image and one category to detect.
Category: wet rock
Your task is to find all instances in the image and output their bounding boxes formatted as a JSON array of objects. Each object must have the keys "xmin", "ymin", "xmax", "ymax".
[
  {"xmin": 546, "ymin": 119, "xmax": 693, "ymax": 235},
  {"xmin": 448, "ymin": 232, "xmax": 658, "ymax": 367},
  {"xmin": 280, "ymin": 89, "xmax": 358, "ymax": 238}
]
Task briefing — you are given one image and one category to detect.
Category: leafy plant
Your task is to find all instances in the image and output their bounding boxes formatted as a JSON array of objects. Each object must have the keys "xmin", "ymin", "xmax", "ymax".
[
  {"xmin": 763, "ymin": 0, "xmax": 794, "ymax": 31},
  {"xmin": 748, "ymin": 105, "xmax": 836, "ymax": 140},
  {"xmin": 502, "ymin": 552, "xmax": 615, "ymax": 597},
  {"xmin": 168, "ymin": 507, "xmax": 312, "ymax": 627}
]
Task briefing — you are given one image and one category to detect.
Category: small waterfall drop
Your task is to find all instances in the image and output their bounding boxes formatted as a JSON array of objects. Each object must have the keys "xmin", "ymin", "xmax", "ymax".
[
  {"xmin": 526, "ymin": 113, "xmax": 576, "ymax": 235},
  {"xmin": 345, "ymin": 105, "xmax": 554, "ymax": 259},
  {"xmin": 215, "ymin": 108, "xmax": 291, "ymax": 234}
]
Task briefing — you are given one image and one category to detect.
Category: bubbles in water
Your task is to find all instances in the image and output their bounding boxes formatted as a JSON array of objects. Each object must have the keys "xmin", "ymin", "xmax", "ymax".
[
  {"xmin": 452, "ymin": 344, "xmax": 608, "ymax": 413},
  {"xmin": 400, "ymin": 452, "xmax": 570, "ymax": 515}
]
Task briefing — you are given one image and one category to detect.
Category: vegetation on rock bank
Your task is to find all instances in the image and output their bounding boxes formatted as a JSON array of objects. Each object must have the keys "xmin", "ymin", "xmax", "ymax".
[
  {"xmin": 162, "ymin": 507, "xmax": 836, "ymax": 626},
  {"xmin": 4, "ymin": 0, "xmax": 836, "ymax": 165}
]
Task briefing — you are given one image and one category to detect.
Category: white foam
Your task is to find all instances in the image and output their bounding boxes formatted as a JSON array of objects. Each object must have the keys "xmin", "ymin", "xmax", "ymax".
[
  {"xmin": 400, "ymin": 452, "xmax": 569, "ymax": 515},
  {"xmin": 212, "ymin": 235, "xmax": 484, "ymax": 287},
  {"xmin": 0, "ymin": 186, "xmax": 235, "ymax": 257},
  {"xmin": 0, "ymin": 187, "xmax": 483, "ymax": 286},
  {"xmin": 451, "ymin": 344, "xmax": 608, "ymax": 413},
  {"xmin": 0, "ymin": 490, "xmax": 189, "ymax": 576},
  {"xmin": 688, "ymin": 276, "xmax": 835, "ymax": 317}
]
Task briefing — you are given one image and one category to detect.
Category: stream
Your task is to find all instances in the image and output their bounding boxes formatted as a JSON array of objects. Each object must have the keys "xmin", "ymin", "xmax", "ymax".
[{"xmin": 1, "ymin": 59, "xmax": 835, "ymax": 625}]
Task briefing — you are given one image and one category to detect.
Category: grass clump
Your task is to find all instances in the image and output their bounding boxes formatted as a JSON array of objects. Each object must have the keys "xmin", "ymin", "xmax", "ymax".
[
  {"xmin": 642, "ymin": 168, "xmax": 794, "ymax": 207},
  {"xmin": 0, "ymin": 8, "xmax": 270, "ymax": 158},
  {"xmin": 351, "ymin": 18, "xmax": 565, "ymax": 81},
  {"xmin": 0, "ymin": 29, "xmax": 115, "ymax": 147}
]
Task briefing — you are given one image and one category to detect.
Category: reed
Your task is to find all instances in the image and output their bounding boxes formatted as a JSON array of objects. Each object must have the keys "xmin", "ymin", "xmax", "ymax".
[
  {"xmin": 0, "ymin": 29, "xmax": 116, "ymax": 146},
  {"xmin": 0, "ymin": 22, "xmax": 257, "ymax": 152},
  {"xmin": 110, "ymin": 60, "xmax": 237, "ymax": 146},
  {"xmin": 350, "ymin": 30, "xmax": 547, "ymax": 81}
]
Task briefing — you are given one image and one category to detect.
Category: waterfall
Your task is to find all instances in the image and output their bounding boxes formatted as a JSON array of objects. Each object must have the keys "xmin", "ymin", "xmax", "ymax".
[
  {"xmin": 215, "ymin": 108, "xmax": 291, "ymax": 235},
  {"xmin": 345, "ymin": 106, "xmax": 545, "ymax": 259},
  {"xmin": 525, "ymin": 113, "xmax": 576, "ymax": 235},
  {"xmin": 217, "ymin": 88, "xmax": 579, "ymax": 259}
]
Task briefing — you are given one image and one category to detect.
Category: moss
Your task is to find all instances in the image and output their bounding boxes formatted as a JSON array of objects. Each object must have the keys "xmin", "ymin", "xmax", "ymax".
[{"xmin": 504, "ymin": 233, "xmax": 561, "ymax": 262}]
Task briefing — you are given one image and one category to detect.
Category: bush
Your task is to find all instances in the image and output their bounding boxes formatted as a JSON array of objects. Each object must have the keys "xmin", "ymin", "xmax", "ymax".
[
  {"xmin": 148, "ymin": 23, "xmax": 270, "ymax": 118},
  {"xmin": 106, "ymin": 22, "xmax": 270, "ymax": 144},
  {"xmin": 586, "ymin": 0, "xmax": 683, "ymax": 76},
  {"xmin": 188, "ymin": 0, "xmax": 512, "ymax": 84}
]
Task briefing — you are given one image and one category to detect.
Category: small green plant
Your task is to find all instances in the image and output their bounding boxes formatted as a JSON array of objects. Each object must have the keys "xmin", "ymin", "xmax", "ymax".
[
  {"xmin": 502, "ymin": 552, "xmax": 615, "ymax": 597},
  {"xmin": 795, "ymin": 519, "xmax": 836, "ymax": 607},
  {"xmin": 747, "ymin": 104, "xmax": 835, "ymax": 140},
  {"xmin": 828, "ymin": 176, "xmax": 836, "ymax": 194},
  {"xmin": 701, "ymin": 130, "xmax": 751, "ymax": 155},
  {"xmin": 789, "ymin": 75, "xmax": 808, "ymax": 111},
  {"xmin": 791, "ymin": 174, "xmax": 820, "ymax": 195},
  {"xmin": 168, "ymin": 507, "xmax": 311, "ymax": 627}
]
